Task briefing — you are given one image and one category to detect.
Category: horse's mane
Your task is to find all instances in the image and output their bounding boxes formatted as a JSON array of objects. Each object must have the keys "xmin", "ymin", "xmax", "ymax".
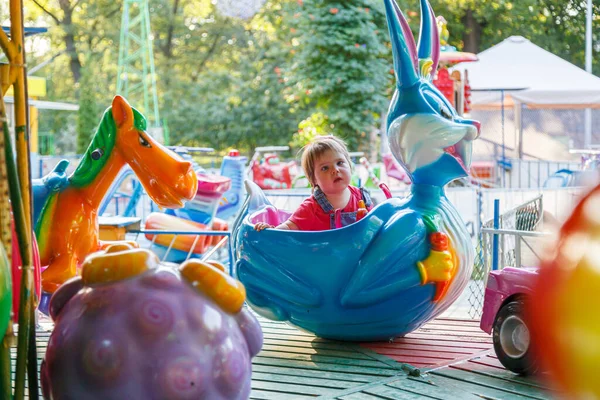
[{"xmin": 70, "ymin": 106, "xmax": 147, "ymax": 188}]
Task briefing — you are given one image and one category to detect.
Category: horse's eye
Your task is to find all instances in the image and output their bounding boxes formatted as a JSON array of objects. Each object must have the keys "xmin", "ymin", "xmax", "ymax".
[
  {"xmin": 138, "ymin": 133, "xmax": 152, "ymax": 148},
  {"xmin": 91, "ymin": 148, "xmax": 104, "ymax": 160}
]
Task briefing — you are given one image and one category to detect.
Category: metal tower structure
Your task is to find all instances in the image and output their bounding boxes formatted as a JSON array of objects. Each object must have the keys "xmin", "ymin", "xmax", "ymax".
[{"xmin": 116, "ymin": 0, "xmax": 165, "ymax": 143}]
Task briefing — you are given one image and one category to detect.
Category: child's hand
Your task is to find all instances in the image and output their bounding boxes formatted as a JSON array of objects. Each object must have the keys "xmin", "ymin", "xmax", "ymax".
[{"xmin": 254, "ymin": 222, "xmax": 274, "ymax": 231}]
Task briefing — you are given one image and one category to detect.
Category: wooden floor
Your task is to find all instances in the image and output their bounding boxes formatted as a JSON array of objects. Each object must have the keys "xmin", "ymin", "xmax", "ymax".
[
  {"xmin": 361, "ymin": 318, "xmax": 493, "ymax": 369},
  {"xmin": 16, "ymin": 316, "xmax": 560, "ymax": 399}
]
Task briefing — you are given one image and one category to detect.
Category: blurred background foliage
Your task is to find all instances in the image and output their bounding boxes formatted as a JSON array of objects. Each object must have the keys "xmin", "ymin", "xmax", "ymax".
[{"xmin": 26, "ymin": 0, "xmax": 599, "ymax": 156}]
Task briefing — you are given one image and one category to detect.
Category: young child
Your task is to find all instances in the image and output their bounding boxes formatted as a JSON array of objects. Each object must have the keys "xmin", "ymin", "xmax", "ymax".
[{"xmin": 255, "ymin": 135, "xmax": 373, "ymax": 231}]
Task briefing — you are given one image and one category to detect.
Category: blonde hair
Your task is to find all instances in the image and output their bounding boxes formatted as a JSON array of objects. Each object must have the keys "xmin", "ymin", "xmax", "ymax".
[{"xmin": 301, "ymin": 135, "xmax": 351, "ymax": 188}]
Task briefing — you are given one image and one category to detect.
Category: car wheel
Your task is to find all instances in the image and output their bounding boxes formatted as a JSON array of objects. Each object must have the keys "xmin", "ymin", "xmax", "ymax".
[{"xmin": 492, "ymin": 299, "xmax": 538, "ymax": 375}]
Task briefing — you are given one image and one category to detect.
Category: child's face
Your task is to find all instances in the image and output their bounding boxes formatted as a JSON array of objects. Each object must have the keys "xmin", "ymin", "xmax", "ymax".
[{"xmin": 313, "ymin": 149, "xmax": 352, "ymax": 195}]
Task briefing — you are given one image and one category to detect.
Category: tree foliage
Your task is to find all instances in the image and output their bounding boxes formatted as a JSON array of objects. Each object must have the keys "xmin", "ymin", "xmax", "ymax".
[
  {"xmin": 154, "ymin": 1, "xmax": 300, "ymax": 154},
  {"xmin": 76, "ymin": 63, "xmax": 101, "ymax": 153},
  {"xmin": 418, "ymin": 0, "xmax": 600, "ymax": 74},
  {"xmin": 28, "ymin": 0, "xmax": 599, "ymax": 155},
  {"xmin": 289, "ymin": 0, "xmax": 391, "ymax": 151}
]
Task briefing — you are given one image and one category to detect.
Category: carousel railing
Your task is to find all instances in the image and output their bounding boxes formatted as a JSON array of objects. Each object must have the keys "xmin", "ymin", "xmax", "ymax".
[{"xmin": 0, "ymin": 0, "xmax": 39, "ymax": 397}]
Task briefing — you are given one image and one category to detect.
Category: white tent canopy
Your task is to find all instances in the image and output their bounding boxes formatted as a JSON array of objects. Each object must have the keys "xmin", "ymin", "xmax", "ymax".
[{"xmin": 454, "ymin": 36, "xmax": 600, "ymax": 108}]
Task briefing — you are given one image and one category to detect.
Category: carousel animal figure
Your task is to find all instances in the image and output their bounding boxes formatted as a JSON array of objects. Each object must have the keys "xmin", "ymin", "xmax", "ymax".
[
  {"xmin": 34, "ymin": 96, "xmax": 198, "ymax": 303},
  {"xmin": 231, "ymin": 0, "xmax": 480, "ymax": 341},
  {"xmin": 41, "ymin": 245, "xmax": 262, "ymax": 399}
]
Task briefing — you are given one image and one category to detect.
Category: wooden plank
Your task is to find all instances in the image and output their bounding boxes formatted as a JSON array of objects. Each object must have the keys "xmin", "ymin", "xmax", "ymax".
[
  {"xmin": 415, "ymin": 325, "xmax": 489, "ymax": 334},
  {"xmin": 365, "ymin": 343, "xmax": 488, "ymax": 354},
  {"xmin": 366, "ymin": 337, "xmax": 491, "ymax": 350},
  {"xmin": 264, "ymin": 333, "xmax": 336, "ymax": 344},
  {"xmin": 337, "ymin": 392, "xmax": 392, "ymax": 400},
  {"xmin": 357, "ymin": 384, "xmax": 436, "ymax": 400},
  {"xmin": 260, "ymin": 326, "xmax": 318, "ymax": 337},
  {"xmin": 383, "ymin": 376, "xmax": 482, "ymax": 400},
  {"xmin": 452, "ymin": 361, "xmax": 559, "ymax": 392},
  {"xmin": 252, "ymin": 371, "xmax": 359, "ymax": 390},
  {"xmin": 251, "ymin": 379, "xmax": 341, "ymax": 396},
  {"xmin": 377, "ymin": 354, "xmax": 456, "ymax": 365},
  {"xmin": 404, "ymin": 332, "xmax": 491, "ymax": 341},
  {"xmin": 418, "ymin": 325, "xmax": 484, "ymax": 334},
  {"xmin": 470, "ymin": 354, "xmax": 511, "ymax": 370},
  {"xmin": 395, "ymin": 331, "xmax": 491, "ymax": 341},
  {"xmin": 437, "ymin": 367, "xmax": 553, "ymax": 399},
  {"xmin": 364, "ymin": 383, "xmax": 442, "ymax": 399},
  {"xmin": 257, "ymin": 351, "xmax": 395, "ymax": 368},
  {"xmin": 430, "ymin": 318, "xmax": 480, "ymax": 324},
  {"xmin": 250, "ymin": 389, "xmax": 316, "ymax": 399},
  {"xmin": 420, "ymin": 318, "xmax": 480, "ymax": 324},
  {"xmin": 428, "ymin": 372, "xmax": 543, "ymax": 399},
  {"xmin": 363, "ymin": 336, "xmax": 491, "ymax": 371},
  {"xmin": 258, "ymin": 323, "xmax": 311, "ymax": 332},
  {"xmin": 264, "ymin": 322, "xmax": 488, "ymax": 339},
  {"xmin": 262, "ymin": 344, "xmax": 374, "ymax": 360},
  {"xmin": 367, "ymin": 351, "xmax": 482, "ymax": 365},
  {"xmin": 252, "ymin": 365, "xmax": 380, "ymax": 384},
  {"xmin": 362, "ymin": 336, "xmax": 492, "ymax": 370},
  {"xmin": 349, "ymin": 345, "xmax": 408, "ymax": 370},
  {"xmin": 264, "ymin": 338, "xmax": 368, "ymax": 352},
  {"xmin": 252, "ymin": 357, "xmax": 398, "ymax": 377},
  {"xmin": 363, "ymin": 347, "xmax": 474, "ymax": 358}
]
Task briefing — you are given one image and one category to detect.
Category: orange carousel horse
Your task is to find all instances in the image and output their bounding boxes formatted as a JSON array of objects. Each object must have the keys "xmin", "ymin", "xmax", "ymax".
[{"xmin": 34, "ymin": 96, "xmax": 198, "ymax": 300}]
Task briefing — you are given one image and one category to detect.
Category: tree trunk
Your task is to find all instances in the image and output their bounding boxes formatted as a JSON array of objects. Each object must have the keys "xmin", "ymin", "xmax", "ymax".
[
  {"xmin": 162, "ymin": 0, "xmax": 181, "ymax": 58},
  {"xmin": 462, "ymin": 9, "xmax": 482, "ymax": 53},
  {"xmin": 58, "ymin": 0, "xmax": 82, "ymax": 83}
]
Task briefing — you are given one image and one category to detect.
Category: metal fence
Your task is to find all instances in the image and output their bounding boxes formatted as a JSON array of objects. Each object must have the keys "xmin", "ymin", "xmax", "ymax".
[
  {"xmin": 498, "ymin": 158, "xmax": 581, "ymax": 189},
  {"xmin": 467, "ymin": 195, "xmax": 546, "ymax": 319},
  {"xmin": 127, "ymin": 229, "xmax": 233, "ymax": 274}
]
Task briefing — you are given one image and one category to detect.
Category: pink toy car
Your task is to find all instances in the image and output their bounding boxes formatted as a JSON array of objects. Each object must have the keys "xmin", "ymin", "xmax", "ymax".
[{"xmin": 480, "ymin": 267, "xmax": 539, "ymax": 375}]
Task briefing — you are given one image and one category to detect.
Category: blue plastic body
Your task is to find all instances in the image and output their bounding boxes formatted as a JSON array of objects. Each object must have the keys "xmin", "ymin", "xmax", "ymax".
[
  {"xmin": 233, "ymin": 182, "xmax": 474, "ymax": 341},
  {"xmin": 32, "ymin": 159, "xmax": 70, "ymax": 227},
  {"xmin": 217, "ymin": 155, "xmax": 247, "ymax": 220},
  {"xmin": 231, "ymin": 0, "xmax": 480, "ymax": 341}
]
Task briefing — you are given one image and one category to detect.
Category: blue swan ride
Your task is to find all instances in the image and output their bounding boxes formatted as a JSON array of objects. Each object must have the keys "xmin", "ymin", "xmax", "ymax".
[{"xmin": 232, "ymin": 0, "xmax": 480, "ymax": 341}]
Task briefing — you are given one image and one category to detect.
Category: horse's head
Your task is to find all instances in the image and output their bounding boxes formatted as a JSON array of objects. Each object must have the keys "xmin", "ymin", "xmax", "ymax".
[
  {"xmin": 111, "ymin": 96, "xmax": 197, "ymax": 208},
  {"xmin": 384, "ymin": 0, "xmax": 480, "ymax": 187}
]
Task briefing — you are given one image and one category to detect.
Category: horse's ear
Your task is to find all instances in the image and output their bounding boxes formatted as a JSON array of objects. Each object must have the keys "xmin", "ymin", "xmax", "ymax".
[{"xmin": 112, "ymin": 95, "xmax": 133, "ymax": 127}]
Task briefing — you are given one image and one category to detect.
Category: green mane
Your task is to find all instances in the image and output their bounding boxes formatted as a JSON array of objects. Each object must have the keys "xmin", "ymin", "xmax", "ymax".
[{"xmin": 70, "ymin": 106, "xmax": 147, "ymax": 188}]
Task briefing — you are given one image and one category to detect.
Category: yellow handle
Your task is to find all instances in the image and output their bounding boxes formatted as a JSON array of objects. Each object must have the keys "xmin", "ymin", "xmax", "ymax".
[
  {"xmin": 81, "ymin": 246, "xmax": 158, "ymax": 286},
  {"xmin": 180, "ymin": 260, "xmax": 246, "ymax": 314}
]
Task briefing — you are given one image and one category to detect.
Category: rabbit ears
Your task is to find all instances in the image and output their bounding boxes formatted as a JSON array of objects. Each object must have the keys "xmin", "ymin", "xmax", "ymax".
[{"xmin": 384, "ymin": 0, "xmax": 439, "ymax": 87}]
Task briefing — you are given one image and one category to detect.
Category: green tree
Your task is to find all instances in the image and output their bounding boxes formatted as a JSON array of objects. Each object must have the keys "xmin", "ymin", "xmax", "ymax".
[
  {"xmin": 290, "ymin": 0, "xmax": 391, "ymax": 151},
  {"xmin": 32, "ymin": 0, "xmax": 121, "ymax": 84},
  {"xmin": 160, "ymin": 1, "xmax": 300, "ymax": 152},
  {"xmin": 417, "ymin": 0, "xmax": 599, "ymax": 72},
  {"xmin": 291, "ymin": 112, "xmax": 331, "ymax": 150},
  {"xmin": 76, "ymin": 64, "xmax": 100, "ymax": 153},
  {"xmin": 29, "ymin": 0, "xmax": 599, "ymax": 158},
  {"xmin": 534, "ymin": 0, "xmax": 600, "ymax": 72}
]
